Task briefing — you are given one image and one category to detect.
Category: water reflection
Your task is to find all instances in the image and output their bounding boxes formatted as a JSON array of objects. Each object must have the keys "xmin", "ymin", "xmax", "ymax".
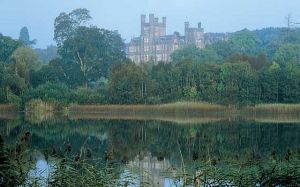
[{"xmin": 0, "ymin": 115, "xmax": 300, "ymax": 186}]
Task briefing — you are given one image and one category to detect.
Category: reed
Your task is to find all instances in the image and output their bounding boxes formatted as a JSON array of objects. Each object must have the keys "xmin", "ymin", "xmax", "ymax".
[
  {"xmin": 244, "ymin": 103, "xmax": 300, "ymax": 114},
  {"xmin": 25, "ymin": 99, "xmax": 54, "ymax": 118},
  {"xmin": 69, "ymin": 101, "xmax": 232, "ymax": 116},
  {"xmin": 0, "ymin": 104, "xmax": 18, "ymax": 119},
  {"xmin": 0, "ymin": 104, "xmax": 17, "ymax": 112}
]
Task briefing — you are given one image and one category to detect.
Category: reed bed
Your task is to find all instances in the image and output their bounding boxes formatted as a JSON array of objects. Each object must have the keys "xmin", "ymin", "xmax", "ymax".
[
  {"xmin": 25, "ymin": 99, "xmax": 55, "ymax": 116},
  {"xmin": 0, "ymin": 104, "xmax": 18, "ymax": 119},
  {"xmin": 244, "ymin": 103, "xmax": 300, "ymax": 114},
  {"xmin": 69, "ymin": 101, "xmax": 232, "ymax": 116},
  {"xmin": 0, "ymin": 104, "xmax": 17, "ymax": 112}
]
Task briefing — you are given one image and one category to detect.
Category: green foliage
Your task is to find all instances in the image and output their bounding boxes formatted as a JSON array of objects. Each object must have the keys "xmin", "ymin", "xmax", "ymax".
[
  {"xmin": 108, "ymin": 61, "xmax": 150, "ymax": 104},
  {"xmin": 259, "ymin": 63, "xmax": 281, "ymax": 103},
  {"xmin": 273, "ymin": 43, "xmax": 300, "ymax": 65},
  {"xmin": 0, "ymin": 33, "xmax": 22, "ymax": 63},
  {"xmin": 72, "ymin": 88, "xmax": 106, "ymax": 104},
  {"xmin": 2, "ymin": 15, "xmax": 300, "ymax": 107},
  {"xmin": 228, "ymin": 29, "xmax": 262, "ymax": 56},
  {"xmin": 171, "ymin": 45, "xmax": 222, "ymax": 64},
  {"xmin": 54, "ymin": 8, "xmax": 92, "ymax": 47},
  {"xmin": 219, "ymin": 62, "xmax": 257, "ymax": 105},
  {"xmin": 59, "ymin": 26, "xmax": 126, "ymax": 86},
  {"xmin": 11, "ymin": 47, "xmax": 41, "ymax": 84},
  {"xmin": 151, "ymin": 62, "xmax": 180, "ymax": 102},
  {"xmin": 22, "ymin": 82, "xmax": 72, "ymax": 105}
]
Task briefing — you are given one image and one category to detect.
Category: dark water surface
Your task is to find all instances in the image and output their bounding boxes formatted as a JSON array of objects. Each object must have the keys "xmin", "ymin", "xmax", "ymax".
[{"xmin": 0, "ymin": 115, "xmax": 300, "ymax": 186}]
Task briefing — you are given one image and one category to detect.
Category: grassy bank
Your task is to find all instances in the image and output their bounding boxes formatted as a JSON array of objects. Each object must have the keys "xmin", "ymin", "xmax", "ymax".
[
  {"xmin": 69, "ymin": 102, "xmax": 231, "ymax": 116},
  {"xmin": 68, "ymin": 102, "xmax": 300, "ymax": 123},
  {"xmin": 69, "ymin": 102, "xmax": 300, "ymax": 115},
  {"xmin": 0, "ymin": 104, "xmax": 18, "ymax": 119},
  {"xmin": 0, "ymin": 104, "xmax": 17, "ymax": 112},
  {"xmin": 244, "ymin": 103, "xmax": 300, "ymax": 114}
]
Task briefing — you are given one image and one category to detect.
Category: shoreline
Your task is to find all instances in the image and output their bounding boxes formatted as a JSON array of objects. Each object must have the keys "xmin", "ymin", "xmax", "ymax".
[{"xmin": 1, "ymin": 102, "xmax": 300, "ymax": 123}]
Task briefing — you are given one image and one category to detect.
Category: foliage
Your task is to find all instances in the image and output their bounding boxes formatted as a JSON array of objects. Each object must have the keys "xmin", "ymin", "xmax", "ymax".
[
  {"xmin": 54, "ymin": 8, "xmax": 92, "ymax": 47},
  {"xmin": 108, "ymin": 61, "xmax": 151, "ymax": 104},
  {"xmin": 2, "ymin": 12, "xmax": 300, "ymax": 107},
  {"xmin": 22, "ymin": 82, "xmax": 72, "ymax": 105},
  {"xmin": 10, "ymin": 47, "xmax": 41, "ymax": 84},
  {"xmin": 0, "ymin": 33, "xmax": 22, "ymax": 63},
  {"xmin": 59, "ymin": 26, "xmax": 126, "ymax": 87},
  {"xmin": 273, "ymin": 43, "xmax": 300, "ymax": 65},
  {"xmin": 72, "ymin": 88, "xmax": 106, "ymax": 104}
]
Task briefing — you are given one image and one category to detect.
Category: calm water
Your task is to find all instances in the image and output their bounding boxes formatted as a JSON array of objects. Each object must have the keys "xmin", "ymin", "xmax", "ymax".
[{"xmin": 0, "ymin": 115, "xmax": 300, "ymax": 186}]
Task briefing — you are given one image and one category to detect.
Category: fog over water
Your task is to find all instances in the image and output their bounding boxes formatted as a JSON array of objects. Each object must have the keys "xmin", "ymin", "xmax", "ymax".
[{"xmin": 0, "ymin": 0, "xmax": 299, "ymax": 48}]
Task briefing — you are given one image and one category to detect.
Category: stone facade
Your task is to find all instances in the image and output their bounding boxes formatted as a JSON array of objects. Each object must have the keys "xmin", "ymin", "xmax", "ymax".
[{"xmin": 127, "ymin": 14, "xmax": 205, "ymax": 64}]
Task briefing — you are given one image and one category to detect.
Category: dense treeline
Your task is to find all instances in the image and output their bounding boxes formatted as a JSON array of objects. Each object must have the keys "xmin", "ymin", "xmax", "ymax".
[{"xmin": 0, "ymin": 8, "xmax": 300, "ymax": 108}]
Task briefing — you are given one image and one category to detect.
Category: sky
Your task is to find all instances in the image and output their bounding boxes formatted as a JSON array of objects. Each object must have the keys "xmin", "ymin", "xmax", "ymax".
[{"xmin": 0, "ymin": 0, "xmax": 299, "ymax": 48}]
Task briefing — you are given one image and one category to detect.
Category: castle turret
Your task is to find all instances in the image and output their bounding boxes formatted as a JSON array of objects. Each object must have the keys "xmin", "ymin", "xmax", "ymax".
[
  {"xmin": 185, "ymin": 22, "xmax": 190, "ymax": 31},
  {"xmin": 198, "ymin": 22, "xmax": 202, "ymax": 29},
  {"xmin": 184, "ymin": 22, "xmax": 205, "ymax": 48},
  {"xmin": 141, "ymin": 14, "xmax": 146, "ymax": 35},
  {"xmin": 162, "ymin": 17, "xmax": 166, "ymax": 26},
  {"xmin": 149, "ymin": 14, "xmax": 155, "ymax": 24}
]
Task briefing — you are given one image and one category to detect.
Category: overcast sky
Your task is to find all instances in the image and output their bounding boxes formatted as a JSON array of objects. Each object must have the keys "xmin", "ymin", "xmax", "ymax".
[{"xmin": 0, "ymin": 0, "xmax": 299, "ymax": 48}]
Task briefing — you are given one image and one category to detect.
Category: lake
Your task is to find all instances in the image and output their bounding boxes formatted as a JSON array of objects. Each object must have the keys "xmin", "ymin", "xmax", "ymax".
[{"xmin": 0, "ymin": 114, "xmax": 300, "ymax": 186}]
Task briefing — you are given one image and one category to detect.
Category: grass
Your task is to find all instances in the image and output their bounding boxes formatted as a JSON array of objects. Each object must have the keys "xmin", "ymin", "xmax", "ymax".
[
  {"xmin": 25, "ymin": 99, "xmax": 55, "ymax": 123},
  {"xmin": 0, "ymin": 104, "xmax": 17, "ymax": 112},
  {"xmin": 0, "ymin": 104, "xmax": 18, "ymax": 119},
  {"xmin": 244, "ymin": 103, "xmax": 300, "ymax": 114},
  {"xmin": 68, "ymin": 102, "xmax": 300, "ymax": 123},
  {"xmin": 69, "ymin": 101, "xmax": 231, "ymax": 116}
]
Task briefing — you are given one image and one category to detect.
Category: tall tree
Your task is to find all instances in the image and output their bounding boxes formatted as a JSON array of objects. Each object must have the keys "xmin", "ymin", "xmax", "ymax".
[
  {"xmin": 19, "ymin": 27, "xmax": 36, "ymax": 46},
  {"xmin": 219, "ymin": 61, "xmax": 257, "ymax": 105},
  {"xmin": 59, "ymin": 26, "xmax": 125, "ymax": 87},
  {"xmin": 54, "ymin": 8, "xmax": 92, "ymax": 47},
  {"xmin": 0, "ymin": 34, "xmax": 22, "ymax": 63},
  {"xmin": 11, "ymin": 47, "xmax": 40, "ymax": 84},
  {"xmin": 108, "ymin": 61, "xmax": 149, "ymax": 104}
]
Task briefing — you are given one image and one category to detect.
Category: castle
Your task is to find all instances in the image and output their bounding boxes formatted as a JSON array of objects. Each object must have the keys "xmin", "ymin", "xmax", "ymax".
[{"xmin": 127, "ymin": 14, "xmax": 205, "ymax": 64}]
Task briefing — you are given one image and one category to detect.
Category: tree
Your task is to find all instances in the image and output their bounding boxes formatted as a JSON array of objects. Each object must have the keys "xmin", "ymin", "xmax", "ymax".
[
  {"xmin": 19, "ymin": 27, "xmax": 36, "ymax": 46},
  {"xmin": 273, "ymin": 43, "xmax": 300, "ymax": 66},
  {"xmin": 54, "ymin": 8, "xmax": 92, "ymax": 47},
  {"xmin": 277, "ymin": 61, "xmax": 300, "ymax": 103},
  {"xmin": 195, "ymin": 63, "xmax": 220, "ymax": 103},
  {"xmin": 108, "ymin": 61, "xmax": 150, "ymax": 104},
  {"xmin": 10, "ymin": 47, "xmax": 40, "ymax": 84},
  {"xmin": 259, "ymin": 62, "xmax": 281, "ymax": 102},
  {"xmin": 151, "ymin": 62, "xmax": 180, "ymax": 102},
  {"xmin": 219, "ymin": 61, "xmax": 257, "ymax": 105},
  {"xmin": 0, "ymin": 34, "xmax": 22, "ymax": 63},
  {"xmin": 171, "ymin": 45, "xmax": 221, "ymax": 64},
  {"xmin": 0, "ymin": 63, "xmax": 26, "ymax": 103},
  {"xmin": 59, "ymin": 26, "xmax": 125, "ymax": 87},
  {"xmin": 228, "ymin": 29, "xmax": 262, "ymax": 56}
]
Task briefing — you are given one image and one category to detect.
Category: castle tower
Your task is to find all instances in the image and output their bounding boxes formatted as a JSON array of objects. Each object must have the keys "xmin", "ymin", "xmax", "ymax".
[
  {"xmin": 184, "ymin": 21, "xmax": 205, "ymax": 48},
  {"xmin": 139, "ymin": 14, "xmax": 167, "ymax": 62}
]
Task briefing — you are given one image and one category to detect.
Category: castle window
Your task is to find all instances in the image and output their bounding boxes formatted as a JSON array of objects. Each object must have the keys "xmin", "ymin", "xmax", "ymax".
[{"xmin": 144, "ymin": 46, "xmax": 149, "ymax": 52}]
